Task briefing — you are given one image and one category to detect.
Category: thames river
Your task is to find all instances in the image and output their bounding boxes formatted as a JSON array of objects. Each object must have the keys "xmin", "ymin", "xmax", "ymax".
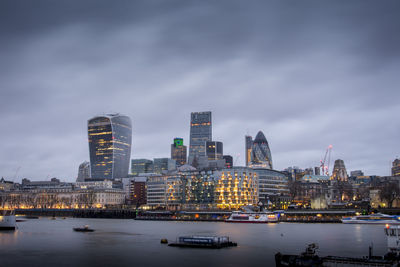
[{"xmin": 0, "ymin": 218, "xmax": 387, "ymax": 267}]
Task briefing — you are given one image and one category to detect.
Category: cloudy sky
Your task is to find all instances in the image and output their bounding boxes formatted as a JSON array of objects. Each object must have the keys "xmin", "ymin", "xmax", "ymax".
[{"xmin": 1, "ymin": 1, "xmax": 399, "ymax": 182}]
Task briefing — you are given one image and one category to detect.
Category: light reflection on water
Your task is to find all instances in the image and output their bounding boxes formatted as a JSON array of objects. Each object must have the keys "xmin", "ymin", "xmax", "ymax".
[{"xmin": 0, "ymin": 218, "xmax": 387, "ymax": 267}]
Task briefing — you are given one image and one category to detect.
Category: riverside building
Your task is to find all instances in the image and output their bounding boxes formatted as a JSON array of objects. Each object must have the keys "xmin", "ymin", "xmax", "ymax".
[{"xmin": 88, "ymin": 114, "xmax": 132, "ymax": 180}]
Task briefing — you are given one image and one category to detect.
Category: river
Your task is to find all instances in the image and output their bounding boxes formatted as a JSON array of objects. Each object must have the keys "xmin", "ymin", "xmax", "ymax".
[{"xmin": 0, "ymin": 218, "xmax": 387, "ymax": 267}]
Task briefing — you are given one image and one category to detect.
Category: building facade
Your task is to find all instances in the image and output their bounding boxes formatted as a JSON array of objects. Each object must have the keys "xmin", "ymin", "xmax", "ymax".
[
  {"xmin": 245, "ymin": 135, "xmax": 253, "ymax": 167},
  {"xmin": 331, "ymin": 159, "xmax": 348, "ymax": 181},
  {"xmin": 206, "ymin": 141, "xmax": 223, "ymax": 160},
  {"xmin": 153, "ymin": 158, "xmax": 176, "ymax": 174},
  {"xmin": 392, "ymin": 159, "xmax": 400, "ymax": 176},
  {"xmin": 188, "ymin": 111, "xmax": 212, "ymax": 165},
  {"xmin": 131, "ymin": 159, "xmax": 153, "ymax": 176},
  {"xmin": 250, "ymin": 131, "xmax": 273, "ymax": 169},
  {"xmin": 171, "ymin": 138, "xmax": 187, "ymax": 167},
  {"xmin": 223, "ymin": 155, "xmax": 233, "ymax": 168},
  {"xmin": 76, "ymin": 161, "xmax": 91, "ymax": 182},
  {"xmin": 88, "ymin": 114, "xmax": 132, "ymax": 179},
  {"xmin": 253, "ymin": 168, "xmax": 289, "ymax": 205}
]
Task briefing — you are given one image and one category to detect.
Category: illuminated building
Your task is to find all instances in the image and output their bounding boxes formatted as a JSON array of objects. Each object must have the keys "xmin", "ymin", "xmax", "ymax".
[
  {"xmin": 171, "ymin": 138, "xmax": 187, "ymax": 167},
  {"xmin": 76, "ymin": 161, "xmax": 91, "ymax": 182},
  {"xmin": 206, "ymin": 141, "xmax": 223, "ymax": 160},
  {"xmin": 131, "ymin": 159, "xmax": 153, "ymax": 176},
  {"xmin": 166, "ymin": 175, "xmax": 184, "ymax": 209},
  {"xmin": 253, "ymin": 168, "xmax": 289, "ymax": 205},
  {"xmin": 188, "ymin": 111, "xmax": 212, "ymax": 165},
  {"xmin": 392, "ymin": 159, "xmax": 400, "ymax": 176},
  {"xmin": 223, "ymin": 155, "xmax": 233, "ymax": 168},
  {"xmin": 153, "ymin": 158, "xmax": 176, "ymax": 174},
  {"xmin": 331, "ymin": 159, "xmax": 348, "ymax": 181},
  {"xmin": 183, "ymin": 171, "xmax": 215, "ymax": 207},
  {"xmin": 245, "ymin": 135, "xmax": 253, "ymax": 166},
  {"xmin": 130, "ymin": 178, "xmax": 147, "ymax": 206},
  {"xmin": 214, "ymin": 167, "xmax": 258, "ymax": 209},
  {"xmin": 88, "ymin": 114, "xmax": 132, "ymax": 179},
  {"xmin": 250, "ymin": 131, "xmax": 273, "ymax": 169}
]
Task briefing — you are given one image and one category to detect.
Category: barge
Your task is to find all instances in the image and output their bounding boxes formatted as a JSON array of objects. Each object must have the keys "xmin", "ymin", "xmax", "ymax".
[{"xmin": 168, "ymin": 236, "xmax": 237, "ymax": 249}]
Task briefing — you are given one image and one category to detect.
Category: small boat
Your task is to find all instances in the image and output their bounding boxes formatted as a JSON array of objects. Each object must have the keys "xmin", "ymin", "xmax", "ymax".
[
  {"xmin": 225, "ymin": 211, "xmax": 278, "ymax": 223},
  {"xmin": 73, "ymin": 225, "xmax": 95, "ymax": 232},
  {"xmin": 0, "ymin": 210, "xmax": 16, "ymax": 230},
  {"xmin": 168, "ymin": 236, "xmax": 237, "ymax": 249},
  {"xmin": 342, "ymin": 213, "xmax": 400, "ymax": 224}
]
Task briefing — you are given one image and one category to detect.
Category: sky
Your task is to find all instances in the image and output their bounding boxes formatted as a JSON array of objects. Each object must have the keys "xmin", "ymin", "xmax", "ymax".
[{"xmin": 1, "ymin": 1, "xmax": 399, "ymax": 182}]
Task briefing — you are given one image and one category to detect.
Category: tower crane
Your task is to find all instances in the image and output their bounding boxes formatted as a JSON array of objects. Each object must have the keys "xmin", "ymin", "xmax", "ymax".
[{"xmin": 320, "ymin": 145, "xmax": 332, "ymax": 176}]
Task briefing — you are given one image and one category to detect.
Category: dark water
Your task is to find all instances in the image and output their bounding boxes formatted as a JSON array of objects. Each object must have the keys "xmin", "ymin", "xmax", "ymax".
[{"xmin": 0, "ymin": 218, "xmax": 387, "ymax": 267}]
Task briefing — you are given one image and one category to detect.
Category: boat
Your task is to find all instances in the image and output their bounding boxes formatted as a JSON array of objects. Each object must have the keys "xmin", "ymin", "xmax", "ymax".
[
  {"xmin": 168, "ymin": 236, "xmax": 237, "ymax": 249},
  {"xmin": 0, "ymin": 210, "xmax": 16, "ymax": 230},
  {"xmin": 341, "ymin": 213, "xmax": 400, "ymax": 224},
  {"xmin": 275, "ymin": 224, "xmax": 400, "ymax": 266},
  {"xmin": 73, "ymin": 225, "xmax": 95, "ymax": 232},
  {"xmin": 225, "ymin": 211, "xmax": 278, "ymax": 223}
]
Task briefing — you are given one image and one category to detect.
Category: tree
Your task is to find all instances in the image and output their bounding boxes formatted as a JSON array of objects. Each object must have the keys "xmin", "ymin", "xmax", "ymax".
[{"xmin": 380, "ymin": 182, "xmax": 400, "ymax": 208}]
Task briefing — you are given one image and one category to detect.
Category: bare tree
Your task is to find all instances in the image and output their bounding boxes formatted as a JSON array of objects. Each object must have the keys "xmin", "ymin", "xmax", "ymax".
[{"xmin": 380, "ymin": 182, "xmax": 400, "ymax": 208}]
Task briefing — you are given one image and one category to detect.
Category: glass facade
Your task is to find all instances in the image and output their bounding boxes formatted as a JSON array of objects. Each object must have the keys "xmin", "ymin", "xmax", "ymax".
[
  {"xmin": 131, "ymin": 159, "xmax": 153, "ymax": 176},
  {"xmin": 253, "ymin": 168, "xmax": 289, "ymax": 203},
  {"xmin": 188, "ymin": 111, "xmax": 212, "ymax": 165},
  {"xmin": 88, "ymin": 114, "xmax": 132, "ymax": 179},
  {"xmin": 245, "ymin": 135, "xmax": 253, "ymax": 166},
  {"xmin": 250, "ymin": 131, "xmax": 273, "ymax": 169},
  {"xmin": 206, "ymin": 141, "xmax": 223, "ymax": 160}
]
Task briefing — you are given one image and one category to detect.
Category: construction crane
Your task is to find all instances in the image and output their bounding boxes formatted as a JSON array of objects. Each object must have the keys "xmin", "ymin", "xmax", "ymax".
[{"xmin": 320, "ymin": 145, "xmax": 332, "ymax": 176}]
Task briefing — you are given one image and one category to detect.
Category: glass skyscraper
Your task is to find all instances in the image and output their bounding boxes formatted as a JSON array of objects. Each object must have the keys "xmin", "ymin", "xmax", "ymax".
[
  {"xmin": 171, "ymin": 138, "xmax": 187, "ymax": 167},
  {"xmin": 206, "ymin": 141, "xmax": 223, "ymax": 160},
  {"xmin": 88, "ymin": 114, "xmax": 132, "ymax": 179},
  {"xmin": 188, "ymin": 111, "xmax": 212, "ymax": 165},
  {"xmin": 245, "ymin": 135, "xmax": 253, "ymax": 166},
  {"xmin": 250, "ymin": 131, "xmax": 273, "ymax": 169}
]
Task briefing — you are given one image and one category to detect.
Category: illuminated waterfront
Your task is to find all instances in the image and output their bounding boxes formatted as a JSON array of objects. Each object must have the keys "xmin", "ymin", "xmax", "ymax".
[{"xmin": 0, "ymin": 219, "xmax": 387, "ymax": 267}]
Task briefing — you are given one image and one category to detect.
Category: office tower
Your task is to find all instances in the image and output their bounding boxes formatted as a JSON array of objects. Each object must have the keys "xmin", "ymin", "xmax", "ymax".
[
  {"xmin": 223, "ymin": 155, "xmax": 233, "ymax": 168},
  {"xmin": 331, "ymin": 159, "xmax": 348, "ymax": 181},
  {"xmin": 153, "ymin": 158, "xmax": 176, "ymax": 174},
  {"xmin": 188, "ymin": 111, "xmax": 212, "ymax": 165},
  {"xmin": 206, "ymin": 141, "xmax": 223, "ymax": 160},
  {"xmin": 171, "ymin": 138, "xmax": 187, "ymax": 167},
  {"xmin": 88, "ymin": 114, "xmax": 132, "ymax": 179},
  {"xmin": 131, "ymin": 159, "xmax": 153, "ymax": 176},
  {"xmin": 245, "ymin": 135, "xmax": 253, "ymax": 166},
  {"xmin": 250, "ymin": 131, "xmax": 273, "ymax": 169},
  {"xmin": 76, "ymin": 161, "xmax": 91, "ymax": 182},
  {"xmin": 392, "ymin": 159, "xmax": 400, "ymax": 176}
]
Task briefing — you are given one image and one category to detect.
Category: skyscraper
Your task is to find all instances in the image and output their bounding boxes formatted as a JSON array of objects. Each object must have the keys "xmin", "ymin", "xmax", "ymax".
[
  {"xmin": 250, "ymin": 131, "xmax": 273, "ymax": 169},
  {"xmin": 392, "ymin": 159, "xmax": 400, "ymax": 176},
  {"xmin": 206, "ymin": 141, "xmax": 223, "ymax": 160},
  {"xmin": 171, "ymin": 138, "xmax": 187, "ymax": 167},
  {"xmin": 223, "ymin": 155, "xmax": 233, "ymax": 168},
  {"xmin": 245, "ymin": 135, "xmax": 253, "ymax": 166},
  {"xmin": 88, "ymin": 114, "xmax": 132, "ymax": 179},
  {"xmin": 188, "ymin": 111, "xmax": 212, "ymax": 165},
  {"xmin": 331, "ymin": 159, "xmax": 348, "ymax": 181}
]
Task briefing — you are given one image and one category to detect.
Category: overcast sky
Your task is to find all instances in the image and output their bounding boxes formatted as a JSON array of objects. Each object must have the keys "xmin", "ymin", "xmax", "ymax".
[{"xmin": 1, "ymin": 1, "xmax": 399, "ymax": 182}]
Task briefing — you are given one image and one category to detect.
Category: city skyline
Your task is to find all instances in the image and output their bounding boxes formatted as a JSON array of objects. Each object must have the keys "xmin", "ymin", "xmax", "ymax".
[{"xmin": 1, "ymin": 1, "xmax": 400, "ymax": 181}]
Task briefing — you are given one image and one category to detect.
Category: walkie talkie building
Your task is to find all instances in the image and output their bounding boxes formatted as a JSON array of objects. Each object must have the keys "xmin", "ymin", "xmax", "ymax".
[{"xmin": 88, "ymin": 114, "xmax": 132, "ymax": 179}]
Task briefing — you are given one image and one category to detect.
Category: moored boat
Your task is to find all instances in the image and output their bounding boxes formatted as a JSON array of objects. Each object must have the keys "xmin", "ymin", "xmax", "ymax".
[
  {"xmin": 73, "ymin": 225, "xmax": 95, "ymax": 232},
  {"xmin": 168, "ymin": 236, "xmax": 237, "ymax": 249},
  {"xmin": 342, "ymin": 213, "xmax": 400, "ymax": 224},
  {"xmin": 225, "ymin": 211, "xmax": 278, "ymax": 223},
  {"xmin": 0, "ymin": 210, "xmax": 16, "ymax": 230}
]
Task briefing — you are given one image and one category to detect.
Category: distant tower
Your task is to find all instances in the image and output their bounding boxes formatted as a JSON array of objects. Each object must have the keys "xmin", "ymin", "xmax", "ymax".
[
  {"xmin": 392, "ymin": 159, "xmax": 400, "ymax": 176},
  {"xmin": 171, "ymin": 138, "xmax": 187, "ymax": 167},
  {"xmin": 331, "ymin": 159, "xmax": 348, "ymax": 181},
  {"xmin": 206, "ymin": 141, "xmax": 223, "ymax": 160},
  {"xmin": 245, "ymin": 136, "xmax": 253, "ymax": 167},
  {"xmin": 88, "ymin": 114, "xmax": 132, "ymax": 179},
  {"xmin": 314, "ymin": 166, "xmax": 321, "ymax": 176},
  {"xmin": 188, "ymin": 111, "xmax": 212, "ymax": 165},
  {"xmin": 76, "ymin": 161, "xmax": 91, "ymax": 182},
  {"xmin": 223, "ymin": 155, "xmax": 233, "ymax": 168},
  {"xmin": 250, "ymin": 131, "xmax": 273, "ymax": 169}
]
